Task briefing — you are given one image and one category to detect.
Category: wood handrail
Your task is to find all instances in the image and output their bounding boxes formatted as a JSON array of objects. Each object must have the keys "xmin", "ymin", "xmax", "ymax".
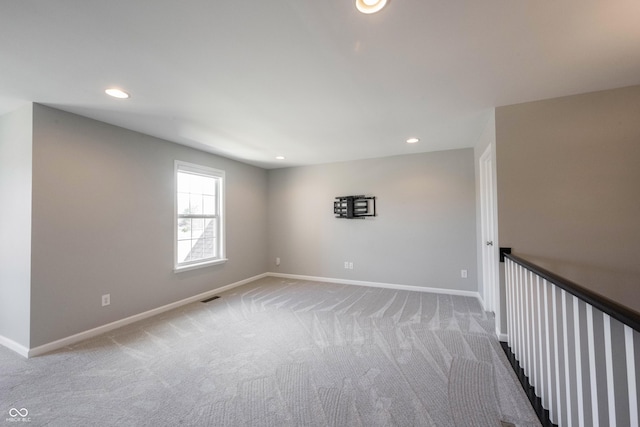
[{"xmin": 504, "ymin": 253, "xmax": 640, "ymax": 332}]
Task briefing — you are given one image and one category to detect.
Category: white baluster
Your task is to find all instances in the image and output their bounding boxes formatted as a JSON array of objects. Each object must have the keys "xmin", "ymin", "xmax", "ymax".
[
  {"xmin": 544, "ymin": 279, "xmax": 554, "ymax": 419},
  {"xmin": 506, "ymin": 260, "xmax": 513, "ymax": 348},
  {"xmin": 562, "ymin": 289, "xmax": 572, "ymax": 426},
  {"xmin": 604, "ymin": 314, "xmax": 616, "ymax": 426},
  {"xmin": 553, "ymin": 286, "xmax": 562, "ymax": 425},
  {"xmin": 529, "ymin": 272, "xmax": 537, "ymax": 390},
  {"xmin": 518, "ymin": 265, "xmax": 525, "ymax": 370},
  {"xmin": 625, "ymin": 325, "xmax": 638, "ymax": 427},
  {"xmin": 586, "ymin": 305, "xmax": 599, "ymax": 427},
  {"xmin": 573, "ymin": 296, "xmax": 584, "ymax": 426},
  {"xmin": 536, "ymin": 276, "xmax": 545, "ymax": 409}
]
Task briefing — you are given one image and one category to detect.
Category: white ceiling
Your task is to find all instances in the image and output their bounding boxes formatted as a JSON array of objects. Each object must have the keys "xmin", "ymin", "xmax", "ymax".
[{"xmin": 2, "ymin": 0, "xmax": 640, "ymax": 169}]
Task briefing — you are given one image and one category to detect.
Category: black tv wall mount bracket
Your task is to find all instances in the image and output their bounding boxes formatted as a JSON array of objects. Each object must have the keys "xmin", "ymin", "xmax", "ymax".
[{"xmin": 334, "ymin": 195, "xmax": 376, "ymax": 219}]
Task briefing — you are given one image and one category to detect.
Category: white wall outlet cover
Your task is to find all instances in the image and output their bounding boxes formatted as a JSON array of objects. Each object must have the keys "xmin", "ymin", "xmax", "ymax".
[
  {"xmin": 101, "ymin": 294, "xmax": 110, "ymax": 306},
  {"xmin": 275, "ymin": 257, "xmax": 281, "ymax": 266}
]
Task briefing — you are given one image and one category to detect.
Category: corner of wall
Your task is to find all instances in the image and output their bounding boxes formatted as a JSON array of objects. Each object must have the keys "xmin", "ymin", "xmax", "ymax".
[{"xmin": 0, "ymin": 103, "xmax": 34, "ymax": 352}]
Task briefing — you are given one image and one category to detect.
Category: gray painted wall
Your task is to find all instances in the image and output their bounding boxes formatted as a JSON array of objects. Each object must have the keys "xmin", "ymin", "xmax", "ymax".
[
  {"xmin": 0, "ymin": 105, "xmax": 33, "ymax": 348},
  {"xmin": 29, "ymin": 105, "xmax": 268, "ymax": 347},
  {"xmin": 3, "ymin": 104, "xmax": 479, "ymax": 352},
  {"xmin": 496, "ymin": 85, "xmax": 640, "ymax": 313},
  {"xmin": 267, "ymin": 149, "xmax": 477, "ymax": 291}
]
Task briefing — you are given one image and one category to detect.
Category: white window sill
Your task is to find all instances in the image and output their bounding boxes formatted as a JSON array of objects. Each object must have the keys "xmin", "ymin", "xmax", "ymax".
[{"xmin": 174, "ymin": 258, "xmax": 228, "ymax": 273}]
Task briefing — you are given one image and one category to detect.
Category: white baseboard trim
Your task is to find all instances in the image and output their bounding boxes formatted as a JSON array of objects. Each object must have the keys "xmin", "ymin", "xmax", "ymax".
[
  {"xmin": 267, "ymin": 272, "xmax": 482, "ymax": 300},
  {"xmin": 0, "ymin": 334, "xmax": 30, "ymax": 358},
  {"xmin": 14, "ymin": 271, "xmax": 483, "ymax": 358},
  {"xmin": 26, "ymin": 273, "xmax": 267, "ymax": 358},
  {"xmin": 498, "ymin": 333, "xmax": 509, "ymax": 342}
]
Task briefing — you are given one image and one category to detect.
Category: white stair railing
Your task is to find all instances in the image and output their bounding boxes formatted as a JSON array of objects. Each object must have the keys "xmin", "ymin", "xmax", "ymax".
[{"xmin": 504, "ymin": 253, "xmax": 639, "ymax": 427}]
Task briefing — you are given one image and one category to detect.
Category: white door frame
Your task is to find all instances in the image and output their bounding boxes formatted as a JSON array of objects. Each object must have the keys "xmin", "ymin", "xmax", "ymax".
[{"xmin": 479, "ymin": 144, "xmax": 500, "ymax": 335}]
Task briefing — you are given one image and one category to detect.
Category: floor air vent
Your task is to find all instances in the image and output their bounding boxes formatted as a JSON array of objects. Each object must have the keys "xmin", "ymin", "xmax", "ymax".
[{"xmin": 201, "ymin": 296, "xmax": 220, "ymax": 303}]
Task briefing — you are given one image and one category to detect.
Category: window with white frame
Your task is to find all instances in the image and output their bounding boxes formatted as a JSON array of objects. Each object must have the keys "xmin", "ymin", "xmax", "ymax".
[{"xmin": 175, "ymin": 161, "xmax": 225, "ymax": 271}]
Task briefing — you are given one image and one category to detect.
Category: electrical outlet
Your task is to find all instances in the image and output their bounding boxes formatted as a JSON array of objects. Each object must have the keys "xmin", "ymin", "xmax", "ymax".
[
  {"xmin": 275, "ymin": 257, "xmax": 281, "ymax": 266},
  {"xmin": 349, "ymin": 262, "xmax": 354, "ymax": 270},
  {"xmin": 101, "ymin": 294, "xmax": 110, "ymax": 307},
  {"xmin": 461, "ymin": 269, "xmax": 468, "ymax": 279}
]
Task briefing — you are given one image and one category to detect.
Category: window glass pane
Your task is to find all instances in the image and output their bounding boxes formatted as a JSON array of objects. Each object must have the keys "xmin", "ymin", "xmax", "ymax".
[
  {"xmin": 177, "ymin": 193, "xmax": 190, "ymax": 214},
  {"xmin": 203, "ymin": 238, "xmax": 216, "ymax": 258},
  {"xmin": 177, "ymin": 218, "xmax": 191, "ymax": 240},
  {"xmin": 203, "ymin": 177, "xmax": 217, "ymax": 196},
  {"xmin": 190, "ymin": 174, "xmax": 205, "ymax": 195},
  {"xmin": 206, "ymin": 218, "xmax": 217, "ymax": 238},
  {"xmin": 177, "ymin": 240, "xmax": 192, "ymax": 263},
  {"xmin": 203, "ymin": 195, "xmax": 215, "ymax": 215},
  {"xmin": 177, "ymin": 172, "xmax": 191, "ymax": 193},
  {"xmin": 191, "ymin": 218, "xmax": 204, "ymax": 239},
  {"xmin": 189, "ymin": 194, "xmax": 202, "ymax": 215},
  {"xmin": 204, "ymin": 219, "xmax": 217, "ymax": 257},
  {"xmin": 189, "ymin": 239, "xmax": 203, "ymax": 260},
  {"xmin": 204, "ymin": 218, "xmax": 215, "ymax": 238}
]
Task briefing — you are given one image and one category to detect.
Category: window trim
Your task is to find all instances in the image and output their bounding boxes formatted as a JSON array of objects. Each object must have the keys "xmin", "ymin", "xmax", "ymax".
[{"xmin": 174, "ymin": 160, "xmax": 226, "ymax": 273}]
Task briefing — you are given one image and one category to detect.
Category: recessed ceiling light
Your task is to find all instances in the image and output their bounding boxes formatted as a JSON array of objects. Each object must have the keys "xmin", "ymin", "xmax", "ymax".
[
  {"xmin": 105, "ymin": 88, "xmax": 130, "ymax": 99},
  {"xmin": 406, "ymin": 137, "xmax": 420, "ymax": 144},
  {"xmin": 275, "ymin": 156, "xmax": 286, "ymax": 160},
  {"xmin": 356, "ymin": 0, "xmax": 387, "ymax": 14}
]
